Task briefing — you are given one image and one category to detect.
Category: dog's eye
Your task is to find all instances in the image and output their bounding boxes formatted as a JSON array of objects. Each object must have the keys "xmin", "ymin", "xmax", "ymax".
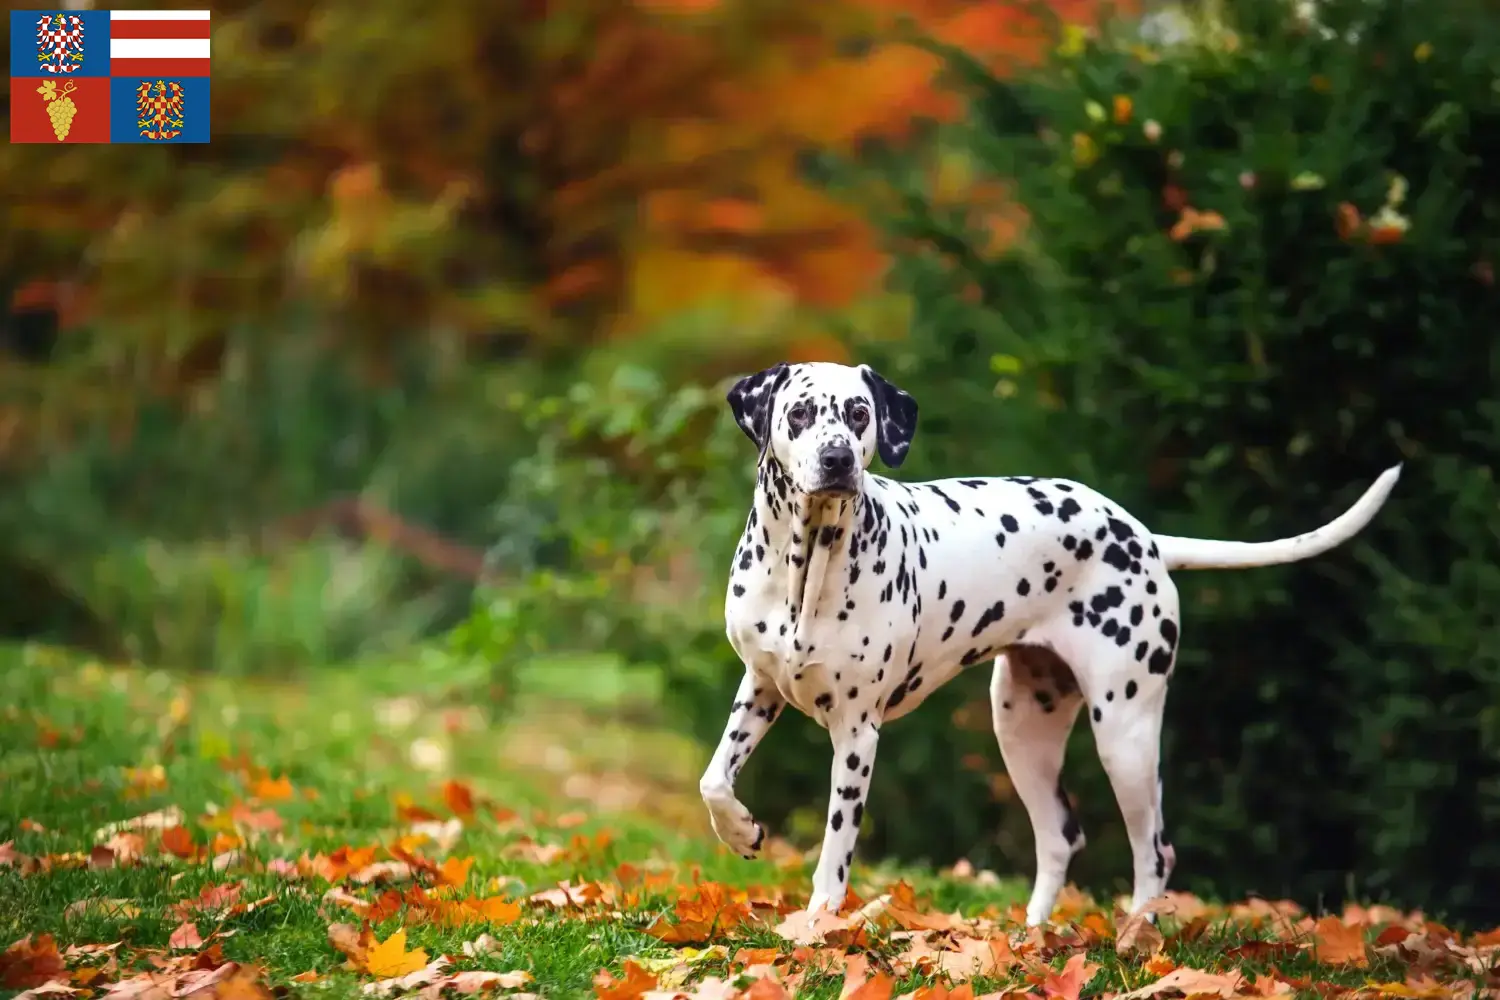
[
  {"xmin": 788, "ymin": 403, "xmax": 812, "ymax": 427},
  {"xmin": 848, "ymin": 405, "xmax": 870, "ymax": 431}
]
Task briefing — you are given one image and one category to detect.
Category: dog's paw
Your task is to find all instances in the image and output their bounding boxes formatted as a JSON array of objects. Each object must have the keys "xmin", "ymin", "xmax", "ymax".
[
  {"xmin": 707, "ymin": 798, "xmax": 764, "ymax": 859},
  {"xmin": 805, "ymin": 890, "xmax": 835, "ymax": 914}
]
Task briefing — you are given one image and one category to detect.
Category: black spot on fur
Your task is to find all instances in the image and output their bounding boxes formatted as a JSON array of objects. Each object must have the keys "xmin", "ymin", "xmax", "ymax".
[{"xmin": 1057, "ymin": 780, "xmax": 1082, "ymax": 845}]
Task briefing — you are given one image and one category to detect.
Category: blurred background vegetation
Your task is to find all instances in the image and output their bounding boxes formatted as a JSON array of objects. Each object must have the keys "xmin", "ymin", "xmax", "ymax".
[{"xmin": 4, "ymin": 0, "xmax": 1499, "ymax": 923}]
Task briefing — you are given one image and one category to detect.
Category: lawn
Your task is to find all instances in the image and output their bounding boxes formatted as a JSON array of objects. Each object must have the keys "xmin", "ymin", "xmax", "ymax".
[{"xmin": 1, "ymin": 643, "xmax": 1495, "ymax": 1000}]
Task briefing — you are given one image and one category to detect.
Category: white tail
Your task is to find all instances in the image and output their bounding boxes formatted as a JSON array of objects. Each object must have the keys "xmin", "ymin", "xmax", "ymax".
[{"xmin": 1156, "ymin": 464, "xmax": 1402, "ymax": 571}]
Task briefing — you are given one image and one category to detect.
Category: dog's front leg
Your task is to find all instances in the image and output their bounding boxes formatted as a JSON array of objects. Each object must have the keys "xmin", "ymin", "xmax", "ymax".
[
  {"xmin": 699, "ymin": 671, "xmax": 785, "ymax": 859},
  {"xmin": 806, "ymin": 720, "xmax": 879, "ymax": 914}
]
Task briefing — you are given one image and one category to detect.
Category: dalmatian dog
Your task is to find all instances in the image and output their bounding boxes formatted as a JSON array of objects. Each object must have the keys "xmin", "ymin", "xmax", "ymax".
[{"xmin": 699, "ymin": 360, "xmax": 1401, "ymax": 925}]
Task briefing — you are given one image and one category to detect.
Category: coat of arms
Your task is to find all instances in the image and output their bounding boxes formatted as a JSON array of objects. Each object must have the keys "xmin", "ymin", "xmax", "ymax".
[
  {"xmin": 36, "ymin": 13, "xmax": 86, "ymax": 75},
  {"xmin": 135, "ymin": 80, "xmax": 186, "ymax": 141}
]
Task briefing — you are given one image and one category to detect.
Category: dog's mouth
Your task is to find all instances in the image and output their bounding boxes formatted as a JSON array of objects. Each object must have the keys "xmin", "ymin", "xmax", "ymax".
[{"xmin": 809, "ymin": 478, "xmax": 859, "ymax": 498}]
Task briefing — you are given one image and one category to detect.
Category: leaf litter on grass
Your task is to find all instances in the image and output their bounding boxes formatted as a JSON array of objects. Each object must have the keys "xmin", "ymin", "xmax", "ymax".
[{"xmin": 7, "ymin": 656, "xmax": 1500, "ymax": 1000}]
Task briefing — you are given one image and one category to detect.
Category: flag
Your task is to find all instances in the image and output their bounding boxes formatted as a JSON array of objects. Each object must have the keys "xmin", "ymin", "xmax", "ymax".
[{"xmin": 9, "ymin": 9, "xmax": 210, "ymax": 144}]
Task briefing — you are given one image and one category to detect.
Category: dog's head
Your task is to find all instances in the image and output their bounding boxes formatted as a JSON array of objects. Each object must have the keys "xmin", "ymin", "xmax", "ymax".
[{"xmin": 726, "ymin": 361, "xmax": 919, "ymax": 497}]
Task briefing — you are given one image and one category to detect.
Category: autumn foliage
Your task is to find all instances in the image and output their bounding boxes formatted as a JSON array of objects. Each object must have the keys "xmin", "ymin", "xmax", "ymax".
[{"xmin": 1, "ymin": 0, "xmax": 1126, "ymax": 461}]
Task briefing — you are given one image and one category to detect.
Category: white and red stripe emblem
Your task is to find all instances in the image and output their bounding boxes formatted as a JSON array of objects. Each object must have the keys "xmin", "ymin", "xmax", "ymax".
[{"xmin": 109, "ymin": 10, "xmax": 210, "ymax": 78}]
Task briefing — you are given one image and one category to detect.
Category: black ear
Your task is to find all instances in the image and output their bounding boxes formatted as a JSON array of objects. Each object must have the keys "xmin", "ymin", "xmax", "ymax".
[
  {"xmin": 727, "ymin": 362, "xmax": 791, "ymax": 451},
  {"xmin": 860, "ymin": 364, "xmax": 919, "ymax": 469}
]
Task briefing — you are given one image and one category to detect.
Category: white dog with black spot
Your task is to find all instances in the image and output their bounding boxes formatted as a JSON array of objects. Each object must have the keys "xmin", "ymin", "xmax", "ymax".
[{"xmin": 698, "ymin": 361, "xmax": 1400, "ymax": 924}]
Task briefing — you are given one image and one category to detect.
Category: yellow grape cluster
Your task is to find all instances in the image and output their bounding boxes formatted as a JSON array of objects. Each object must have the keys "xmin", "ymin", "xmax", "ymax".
[
  {"xmin": 46, "ymin": 95, "xmax": 78, "ymax": 141},
  {"xmin": 36, "ymin": 80, "xmax": 78, "ymax": 141}
]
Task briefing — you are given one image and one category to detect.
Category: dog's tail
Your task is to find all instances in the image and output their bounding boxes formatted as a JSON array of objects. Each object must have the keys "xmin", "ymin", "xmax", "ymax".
[{"xmin": 1155, "ymin": 464, "xmax": 1402, "ymax": 571}]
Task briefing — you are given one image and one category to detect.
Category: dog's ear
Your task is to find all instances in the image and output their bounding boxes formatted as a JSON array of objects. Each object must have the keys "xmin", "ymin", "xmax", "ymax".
[
  {"xmin": 860, "ymin": 364, "xmax": 919, "ymax": 469},
  {"xmin": 727, "ymin": 362, "xmax": 791, "ymax": 452}
]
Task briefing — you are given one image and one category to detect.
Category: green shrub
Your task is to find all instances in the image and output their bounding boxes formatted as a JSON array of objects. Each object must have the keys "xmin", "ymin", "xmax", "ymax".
[
  {"xmin": 835, "ymin": 0, "xmax": 1500, "ymax": 920},
  {"xmin": 0, "ymin": 340, "xmax": 532, "ymax": 661}
]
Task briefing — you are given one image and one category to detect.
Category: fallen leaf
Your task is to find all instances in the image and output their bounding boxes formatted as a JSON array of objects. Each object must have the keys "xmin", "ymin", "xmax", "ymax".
[
  {"xmin": 1117, "ymin": 967, "xmax": 1247, "ymax": 999},
  {"xmin": 15, "ymin": 983, "xmax": 82, "ymax": 1000},
  {"xmin": 64, "ymin": 899, "xmax": 140, "ymax": 921},
  {"xmin": 1, "ymin": 935, "xmax": 67, "ymax": 989},
  {"xmin": 1247, "ymin": 974, "xmax": 1294, "ymax": 997},
  {"xmin": 937, "ymin": 938, "xmax": 1013, "ymax": 982},
  {"xmin": 740, "ymin": 977, "xmax": 791, "ymax": 1000},
  {"xmin": 364, "ymin": 929, "xmax": 430, "ymax": 978},
  {"xmin": 447, "ymin": 971, "xmax": 512, "ymax": 994},
  {"xmin": 328, "ymin": 923, "xmax": 373, "ymax": 968},
  {"xmin": 1311, "ymin": 915, "xmax": 1369, "ymax": 967},
  {"xmin": 1117, "ymin": 910, "xmax": 1165, "ymax": 957},
  {"xmin": 323, "ymin": 887, "xmax": 373, "ymax": 917},
  {"xmin": 845, "ymin": 971, "xmax": 893, "ymax": 1000},
  {"xmin": 1042, "ymin": 952, "xmax": 1100, "ymax": 1000},
  {"xmin": 594, "ymin": 960, "xmax": 658, "ymax": 1000},
  {"xmin": 250, "ymin": 775, "xmax": 294, "ymax": 801},
  {"xmin": 360, "ymin": 957, "xmax": 448, "ymax": 997},
  {"xmin": 291, "ymin": 972, "xmax": 321, "ymax": 984},
  {"xmin": 168, "ymin": 923, "xmax": 203, "ymax": 951},
  {"xmin": 839, "ymin": 953, "xmax": 871, "ymax": 1000},
  {"xmin": 442, "ymin": 780, "xmax": 476, "ymax": 820},
  {"xmin": 1143, "ymin": 953, "xmax": 1176, "ymax": 978},
  {"xmin": 436, "ymin": 856, "xmax": 474, "ymax": 888},
  {"xmin": 461, "ymin": 935, "xmax": 501, "ymax": 958},
  {"xmin": 99, "ymin": 971, "xmax": 176, "ymax": 1000},
  {"xmin": 773, "ymin": 908, "xmax": 860, "ymax": 946}
]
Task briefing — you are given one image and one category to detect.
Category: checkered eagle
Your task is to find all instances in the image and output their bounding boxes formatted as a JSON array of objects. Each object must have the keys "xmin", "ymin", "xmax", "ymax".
[{"xmin": 36, "ymin": 13, "xmax": 85, "ymax": 74}]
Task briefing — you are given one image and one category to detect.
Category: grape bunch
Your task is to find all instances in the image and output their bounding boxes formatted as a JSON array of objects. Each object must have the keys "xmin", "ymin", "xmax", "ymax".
[{"xmin": 35, "ymin": 80, "xmax": 78, "ymax": 141}]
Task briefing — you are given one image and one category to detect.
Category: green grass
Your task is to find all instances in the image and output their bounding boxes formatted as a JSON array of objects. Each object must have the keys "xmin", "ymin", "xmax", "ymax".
[{"xmin": 0, "ymin": 644, "xmax": 1489, "ymax": 1000}]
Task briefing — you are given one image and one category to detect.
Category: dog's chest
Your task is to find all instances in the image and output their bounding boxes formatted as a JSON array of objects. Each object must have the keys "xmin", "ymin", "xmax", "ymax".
[{"xmin": 724, "ymin": 523, "xmax": 886, "ymax": 721}]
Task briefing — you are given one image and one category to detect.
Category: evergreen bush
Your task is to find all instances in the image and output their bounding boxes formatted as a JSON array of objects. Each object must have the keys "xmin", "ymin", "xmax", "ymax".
[{"xmin": 844, "ymin": 0, "xmax": 1500, "ymax": 920}]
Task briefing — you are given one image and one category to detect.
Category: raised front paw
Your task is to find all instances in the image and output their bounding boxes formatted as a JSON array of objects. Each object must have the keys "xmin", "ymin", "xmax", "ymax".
[{"xmin": 705, "ymin": 796, "xmax": 765, "ymax": 859}]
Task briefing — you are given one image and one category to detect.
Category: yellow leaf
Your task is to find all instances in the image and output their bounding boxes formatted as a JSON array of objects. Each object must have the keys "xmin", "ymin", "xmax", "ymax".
[{"xmin": 364, "ymin": 929, "xmax": 429, "ymax": 978}]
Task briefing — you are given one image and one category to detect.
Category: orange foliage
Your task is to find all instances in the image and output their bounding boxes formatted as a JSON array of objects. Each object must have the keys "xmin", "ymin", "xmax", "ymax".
[{"xmin": 3, "ymin": 0, "xmax": 1127, "ymax": 453}]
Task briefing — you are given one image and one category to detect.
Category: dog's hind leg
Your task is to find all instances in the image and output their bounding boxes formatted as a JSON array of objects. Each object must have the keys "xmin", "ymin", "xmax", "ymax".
[
  {"xmin": 700, "ymin": 671, "xmax": 785, "ymax": 859},
  {"xmin": 991, "ymin": 645, "xmax": 1086, "ymax": 926},
  {"xmin": 1084, "ymin": 616, "xmax": 1179, "ymax": 916}
]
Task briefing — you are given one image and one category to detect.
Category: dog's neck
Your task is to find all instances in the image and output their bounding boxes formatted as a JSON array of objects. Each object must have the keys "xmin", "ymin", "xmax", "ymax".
[{"xmin": 753, "ymin": 455, "xmax": 863, "ymax": 644}]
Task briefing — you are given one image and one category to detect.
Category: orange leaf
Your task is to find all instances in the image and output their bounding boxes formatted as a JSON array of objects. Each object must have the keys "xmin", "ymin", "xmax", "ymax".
[
  {"xmin": 1470, "ymin": 926, "xmax": 1500, "ymax": 946},
  {"xmin": 250, "ymin": 776, "xmax": 294, "ymax": 801},
  {"xmin": 441, "ymin": 781, "xmax": 476, "ymax": 820},
  {"xmin": 363, "ymin": 929, "xmax": 429, "ymax": 978},
  {"xmin": 161, "ymin": 826, "xmax": 197, "ymax": 859},
  {"xmin": 845, "ymin": 971, "xmax": 893, "ymax": 1000},
  {"xmin": 593, "ymin": 960, "xmax": 658, "ymax": 1000},
  {"xmin": 1312, "ymin": 915, "xmax": 1369, "ymax": 967},
  {"xmin": 470, "ymin": 896, "xmax": 522, "ymax": 924},
  {"xmin": 1042, "ymin": 952, "xmax": 1099, "ymax": 1000},
  {"xmin": 0, "ymin": 935, "xmax": 66, "ymax": 989},
  {"xmin": 436, "ymin": 856, "xmax": 474, "ymax": 888}
]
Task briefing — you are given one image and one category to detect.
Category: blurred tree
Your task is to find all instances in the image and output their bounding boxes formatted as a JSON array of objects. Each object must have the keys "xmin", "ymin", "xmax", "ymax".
[{"xmin": 1, "ymin": 0, "xmax": 1130, "ymax": 463}]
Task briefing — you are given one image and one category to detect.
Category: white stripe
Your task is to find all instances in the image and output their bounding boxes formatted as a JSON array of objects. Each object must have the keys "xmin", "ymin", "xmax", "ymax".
[
  {"xmin": 109, "ymin": 9, "xmax": 210, "ymax": 19},
  {"xmin": 109, "ymin": 37, "xmax": 210, "ymax": 58}
]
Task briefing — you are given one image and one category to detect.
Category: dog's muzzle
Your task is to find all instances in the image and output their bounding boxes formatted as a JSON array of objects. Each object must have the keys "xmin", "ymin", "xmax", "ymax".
[{"xmin": 814, "ymin": 444, "xmax": 858, "ymax": 495}]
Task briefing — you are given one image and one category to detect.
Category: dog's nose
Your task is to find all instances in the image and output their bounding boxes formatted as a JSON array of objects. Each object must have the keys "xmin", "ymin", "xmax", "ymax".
[{"xmin": 820, "ymin": 445, "xmax": 855, "ymax": 476}]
